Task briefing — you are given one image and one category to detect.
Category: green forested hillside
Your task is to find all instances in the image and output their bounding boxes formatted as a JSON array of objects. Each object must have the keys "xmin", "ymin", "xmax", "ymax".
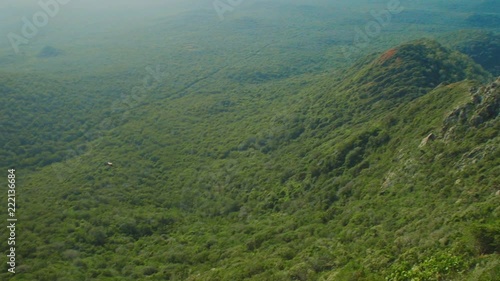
[
  {"xmin": 1, "ymin": 35, "xmax": 498, "ymax": 280},
  {"xmin": 0, "ymin": 70, "xmax": 141, "ymax": 171}
]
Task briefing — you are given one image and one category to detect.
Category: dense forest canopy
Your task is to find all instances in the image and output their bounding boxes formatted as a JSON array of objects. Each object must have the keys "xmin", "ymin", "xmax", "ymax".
[{"xmin": 0, "ymin": 0, "xmax": 499, "ymax": 280}]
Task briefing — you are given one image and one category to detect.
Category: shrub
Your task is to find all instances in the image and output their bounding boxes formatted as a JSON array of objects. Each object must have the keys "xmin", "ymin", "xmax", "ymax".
[
  {"xmin": 386, "ymin": 252, "xmax": 469, "ymax": 281},
  {"xmin": 472, "ymin": 223, "xmax": 500, "ymax": 254}
]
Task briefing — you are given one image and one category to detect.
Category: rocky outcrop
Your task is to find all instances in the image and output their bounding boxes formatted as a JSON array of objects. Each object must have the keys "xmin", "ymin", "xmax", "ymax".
[
  {"xmin": 470, "ymin": 78, "xmax": 500, "ymax": 126},
  {"xmin": 419, "ymin": 133, "xmax": 436, "ymax": 148},
  {"xmin": 442, "ymin": 77, "xmax": 500, "ymax": 139}
]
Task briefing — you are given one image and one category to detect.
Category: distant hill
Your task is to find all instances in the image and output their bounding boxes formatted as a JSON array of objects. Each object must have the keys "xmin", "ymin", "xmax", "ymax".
[
  {"xmin": 338, "ymin": 39, "xmax": 490, "ymax": 102},
  {"xmin": 474, "ymin": 0, "xmax": 500, "ymax": 13},
  {"xmin": 449, "ymin": 31, "xmax": 500, "ymax": 76},
  {"xmin": 37, "ymin": 46, "xmax": 65, "ymax": 58}
]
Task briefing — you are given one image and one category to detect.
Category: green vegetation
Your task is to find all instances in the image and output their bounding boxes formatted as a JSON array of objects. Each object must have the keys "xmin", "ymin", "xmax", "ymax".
[
  {"xmin": 387, "ymin": 252, "xmax": 470, "ymax": 281},
  {"xmin": 442, "ymin": 30, "xmax": 500, "ymax": 76},
  {"xmin": 0, "ymin": 2, "xmax": 499, "ymax": 280}
]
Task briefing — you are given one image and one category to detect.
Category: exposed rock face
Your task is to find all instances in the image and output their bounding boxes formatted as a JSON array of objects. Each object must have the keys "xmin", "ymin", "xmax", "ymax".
[
  {"xmin": 419, "ymin": 133, "xmax": 436, "ymax": 148},
  {"xmin": 471, "ymin": 79, "xmax": 500, "ymax": 125},
  {"xmin": 442, "ymin": 77, "xmax": 500, "ymax": 139}
]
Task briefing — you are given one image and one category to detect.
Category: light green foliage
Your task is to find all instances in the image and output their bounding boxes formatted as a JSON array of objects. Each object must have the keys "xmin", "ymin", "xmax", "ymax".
[{"xmin": 387, "ymin": 252, "xmax": 469, "ymax": 281}]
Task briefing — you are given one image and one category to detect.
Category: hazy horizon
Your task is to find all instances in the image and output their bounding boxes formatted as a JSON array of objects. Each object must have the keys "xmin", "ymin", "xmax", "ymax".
[{"xmin": 0, "ymin": 0, "xmax": 497, "ymax": 70}]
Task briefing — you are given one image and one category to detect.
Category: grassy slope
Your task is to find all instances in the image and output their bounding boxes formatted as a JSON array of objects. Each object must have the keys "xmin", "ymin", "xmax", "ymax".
[{"xmin": 2, "ymin": 37, "xmax": 499, "ymax": 280}]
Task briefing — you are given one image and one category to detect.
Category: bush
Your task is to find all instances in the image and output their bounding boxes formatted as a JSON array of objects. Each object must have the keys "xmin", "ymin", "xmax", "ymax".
[
  {"xmin": 472, "ymin": 223, "xmax": 500, "ymax": 254},
  {"xmin": 387, "ymin": 252, "xmax": 469, "ymax": 281},
  {"xmin": 88, "ymin": 227, "xmax": 107, "ymax": 246}
]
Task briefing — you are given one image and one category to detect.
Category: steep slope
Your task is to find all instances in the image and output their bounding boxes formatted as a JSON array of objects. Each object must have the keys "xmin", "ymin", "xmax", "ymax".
[
  {"xmin": 296, "ymin": 39, "xmax": 492, "ymax": 140},
  {"xmin": 2, "ymin": 40, "xmax": 499, "ymax": 281}
]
